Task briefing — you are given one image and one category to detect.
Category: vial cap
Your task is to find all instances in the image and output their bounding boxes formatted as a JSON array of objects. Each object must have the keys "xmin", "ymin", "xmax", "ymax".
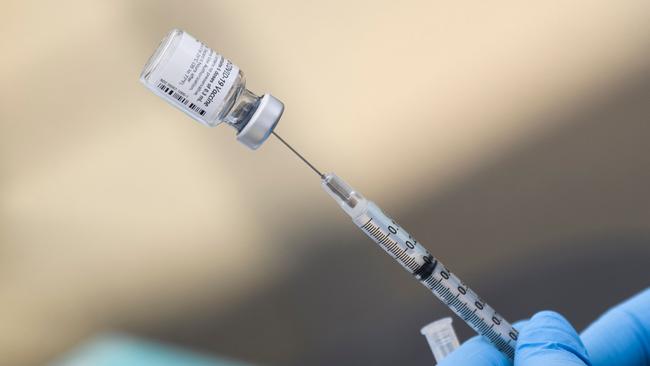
[{"xmin": 237, "ymin": 94, "xmax": 284, "ymax": 149}]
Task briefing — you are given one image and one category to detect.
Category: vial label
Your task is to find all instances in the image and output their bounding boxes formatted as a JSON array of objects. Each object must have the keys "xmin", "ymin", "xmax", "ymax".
[{"xmin": 146, "ymin": 31, "xmax": 240, "ymax": 125}]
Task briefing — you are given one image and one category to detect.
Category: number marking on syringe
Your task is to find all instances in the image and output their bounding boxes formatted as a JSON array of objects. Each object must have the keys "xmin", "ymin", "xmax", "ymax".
[
  {"xmin": 362, "ymin": 212, "xmax": 516, "ymax": 358},
  {"xmin": 423, "ymin": 273, "xmax": 517, "ymax": 358},
  {"xmin": 321, "ymin": 173, "xmax": 517, "ymax": 359},
  {"xmin": 361, "ymin": 219, "xmax": 421, "ymax": 271}
]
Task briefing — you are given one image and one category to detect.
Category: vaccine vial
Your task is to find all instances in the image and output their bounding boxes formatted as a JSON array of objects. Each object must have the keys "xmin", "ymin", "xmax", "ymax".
[{"xmin": 140, "ymin": 29, "xmax": 284, "ymax": 149}]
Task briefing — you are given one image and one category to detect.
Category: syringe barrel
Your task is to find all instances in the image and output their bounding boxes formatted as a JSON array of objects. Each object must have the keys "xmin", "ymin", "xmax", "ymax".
[{"xmin": 322, "ymin": 172, "xmax": 518, "ymax": 359}]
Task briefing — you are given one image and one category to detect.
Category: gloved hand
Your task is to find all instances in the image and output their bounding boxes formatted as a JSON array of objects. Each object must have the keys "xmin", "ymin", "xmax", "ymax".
[
  {"xmin": 582, "ymin": 288, "xmax": 650, "ymax": 366},
  {"xmin": 437, "ymin": 288, "xmax": 650, "ymax": 366}
]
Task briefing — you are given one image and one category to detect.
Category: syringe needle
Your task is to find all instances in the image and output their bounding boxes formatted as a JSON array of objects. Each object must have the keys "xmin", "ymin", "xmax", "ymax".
[{"xmin": 272, "ymin": 131, "xmax": 325, "ymax": 179}]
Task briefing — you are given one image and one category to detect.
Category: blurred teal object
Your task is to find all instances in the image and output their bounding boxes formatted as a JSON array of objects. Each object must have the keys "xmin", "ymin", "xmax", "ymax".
[{"xmin": 51, "ymin": 333, "xmax": 253, "ymax": 366}]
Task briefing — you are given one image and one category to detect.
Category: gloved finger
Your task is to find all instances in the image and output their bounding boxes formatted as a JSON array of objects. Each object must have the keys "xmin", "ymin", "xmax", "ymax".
[
  {"xmin": 581, "ymin": 288, "xmax": 650, "ymax": 366},
  {"xmin": 515, "ymin": 311, "xmax": 590, "ymax": 366},
  {"xmin": 438, "ymin": 335, "xmax": 511, "ymax": 366}
]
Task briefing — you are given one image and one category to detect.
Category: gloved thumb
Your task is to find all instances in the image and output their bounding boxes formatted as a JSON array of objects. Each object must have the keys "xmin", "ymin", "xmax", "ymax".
[{"xmin": 515, "ymin": 311, "xmax": 591, "ymax": 366}]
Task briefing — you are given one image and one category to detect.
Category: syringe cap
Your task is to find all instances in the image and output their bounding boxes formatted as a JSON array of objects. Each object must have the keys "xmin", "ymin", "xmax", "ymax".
[{"xmin": 420, "ymin": 317, "xmax": 460, "ymax": 363}]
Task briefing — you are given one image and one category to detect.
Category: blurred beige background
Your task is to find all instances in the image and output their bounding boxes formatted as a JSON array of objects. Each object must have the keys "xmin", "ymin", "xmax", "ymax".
[{"xmin": 1, "ymin": 1, "xmax": 650, "ymax": 365}]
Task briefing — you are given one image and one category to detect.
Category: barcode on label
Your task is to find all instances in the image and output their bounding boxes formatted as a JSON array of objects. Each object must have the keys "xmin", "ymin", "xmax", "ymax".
[{"xmin": 157, "ymin": 82, "xmax": 206, "ymax": 116}]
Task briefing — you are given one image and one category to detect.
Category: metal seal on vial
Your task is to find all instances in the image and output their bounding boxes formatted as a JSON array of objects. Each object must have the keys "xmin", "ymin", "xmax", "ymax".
[{"xmin": 237, "ymin": 94, "xmax": 284, "ymax": 149}]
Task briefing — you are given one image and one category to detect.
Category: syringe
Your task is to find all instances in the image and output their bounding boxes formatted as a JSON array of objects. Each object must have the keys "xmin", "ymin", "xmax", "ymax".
[
  {"xmin": 273, "ymin": 132, "xmax": 519, "ymax": 359},
  {"xmin": 321, "ymin": 172, "xmax": 518, "ymax": 358},
  {"xmin": 138, "ymin": 29, "xmax": 518, "ymax": 358}
]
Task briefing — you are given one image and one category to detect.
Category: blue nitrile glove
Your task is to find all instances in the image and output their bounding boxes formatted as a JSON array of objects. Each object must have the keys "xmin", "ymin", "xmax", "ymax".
[
  {"xmin": 515, "ymin": 311, "xmax": 591, "ymax": 366},
  {"xmin": 438, "ymin": 288, "xmax": 650, "ymax": 366},
  {"xmin": 439, "ymin": 314, "xmax": 589, "ymax": 366},
  {"xmin": 581, "ymin": 288, "xmax": 650, "ymax": 366}
]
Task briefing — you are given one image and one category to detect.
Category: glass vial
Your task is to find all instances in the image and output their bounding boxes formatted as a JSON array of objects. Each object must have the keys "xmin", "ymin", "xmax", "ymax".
[{"xmin": 140, "ymin": 29, "xmax": 284, "ymax": 149}]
